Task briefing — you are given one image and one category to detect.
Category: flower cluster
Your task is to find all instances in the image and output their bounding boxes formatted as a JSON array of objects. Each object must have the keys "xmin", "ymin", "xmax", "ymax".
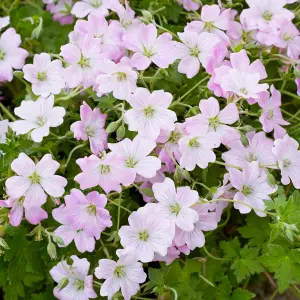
[{"xmin": 1, "ymin": 0, "xmax": 300, "ymax": 299}]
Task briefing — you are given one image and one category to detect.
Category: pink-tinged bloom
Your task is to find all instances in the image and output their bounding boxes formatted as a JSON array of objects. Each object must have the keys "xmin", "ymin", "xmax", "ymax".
[
  {"xmin": 185, "ymin": 97, "xmax": 240, "ymax": 145},
  {"xmin": 297, "ymin": 77, "xmax": 300, "ymax": 96},
  {"xmin": 152, "ymin": 178, "xmax": 199, "ymax": 233},
  {"xmin": 154, "ymin": 243, "xmax": 190, "ymax": 265},
  {"xmin": 175, "ymin": 31, "xmax": 220, "ymax": 78},
  {"xmin": 205, "ymin": 43, "xmax": 228, "ymax": 75},
  {"xmin": 60, "ymin": 35, "xmax": 107, "ymax": 88},
  {"xmin": 0, "ymin": 16, "xmax": 9, "ymax": 30},
  {"xmin": 174, "ymin": 204, "xmax": 218, "ymax": 250},
  {"xmin": 122, "ymin": 23, "xmax": 177, "ymax": 70},
  {"xmin": 0, "ymin": 119, "xmax": 8, "ymax": 143},
  {"xmin": 177, "ymin": 0, "xmax": 200, "ymax": 11},
  {"xmin": 70, "ymin": 101, "xmax": 107, "ymax": 155},
  {"xmin": 240, "ymin": 0, "xmax": 294, "ymax": 31},
  {"xmin": 222, "ymin": 131, "xmax": 277, "ymax": 169},
  {"xmin": 52, "ymin": 204, "xmax": 96, "ymax": 253},
  {"xmin": 124, "ymin": 88, "xmax": 176, "ymax": 139},
  {"xmin": 0, "ymin": 197, "xmax": 47, "ymax": 227},
  {"xmin": 47, "ymin": 0, "xmax": 74, "ymax": 25},
  {"xmin": 23, "ymin": 53, "xmax": 65, "ymax": 97},
  {"xmin": 185, "ymin": 5, "xmax": 231, "ymax": 44},
  {"xmin": 96, "ymin": 58, "xmax": 137, "ymax": 100},
  {"xmin": 272, "ymin": 134, "xmax": 300, "ymax": 188},
  {"xmin": 0, "ymin": 28, "xmax": 28, "ymax": 82},
  {"xmin": 229, "ymin": 161, "xmax": 277, "ymax": 216},
  {"xmin": 108, "ymin": 136, "xmax": 161, "ymax": 186},
  {"xmin": 95, "ymin": 248, "xmax": 147, "ymax": 300},
  {"xmin": 71, "ymin": 14, "xmax": 123, "ymax": 61},
  {"xmin": 179, "ymin": 131, "xmax": 221, "ymax": 171},
  {"xmin": 10, "ymin": 95, "xmax": 66, "ymax": 143},
  {"xmin": 5, "ymin": 153, "xmax": 67, "ymax": 209},
  {"xmin": 75, "ymin": 154, "xmax": 124, "ymax": 194},
  {"xmin": 50, "ymin": 256, "xmax": 97, "ymax": 300},
  {"xmin": 113, "ymin": 0, "xmax": 140, "ymax": 30},
  {"xmin": 256, "ymin": 18, "xmax": 300, "ymax": 60},
  {"xmin": 258, "ymin": 86, "xmax": 289, "ymax": 139},
  {"xmin": 65, "ymin": 189, "xmax": 112, "ymax": 240},
  {"xmin": 118, "ymin": 205, "xmax": 173, "ymax": 262},
  {"xmin": 71, "ymin": 0, "xmax": 114, "ymax": 18}
]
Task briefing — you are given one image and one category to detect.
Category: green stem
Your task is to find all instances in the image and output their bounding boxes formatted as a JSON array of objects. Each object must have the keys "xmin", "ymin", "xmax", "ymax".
[
  {"xmin": 282, "ymin": 91, "xmax": 300, "ymax": 101},
  {"xmin": 193, "ymin": 181, "xmax": 211, "ymax": 192},
  {"xmin": 0, "ymin": 102, "xmax": 16, "ymax": 121},
  {"xmin": 262, "ymin": 78, "xmax": 283, "ymax": 83},
  {"xmin": 281, "ymin": 108, "xmax": 300, "ymax": 123},
  {"xmin": 164, "ymin": 286, "xmax": 178, "ymax": 300},
  {"xmin": 203, "ymin": 245, "xmax": 230, "ymax": 261},
  {"xmin": 153, "ymin": 23, "xmax": 178, "ymax": 40},
  {"xmin": 61, "ymin": 143, "xmax": 86, "ymax": 170},
  {"xmin": 150, "ymin": 68, "xmax": 162, "ymax": 91},
  {"xmin": 199, "ymin": 275, "xmax": 215, "ymax": 287},
  {"xmin": 113, "ymin": 193, "xmax": 122, "ymax": 246},
  {"xmin": 214, "ymin": 160, "xmax": 241, "ymax": 170},
  {"xmin": 107, "ymin": 198, "xmax": 132, "ymax": 214}
]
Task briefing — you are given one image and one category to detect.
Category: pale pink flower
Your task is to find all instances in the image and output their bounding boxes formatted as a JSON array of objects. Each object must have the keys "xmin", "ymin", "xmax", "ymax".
[
  {"xmin": 52, "ymin": 204, "xmax": 96, "ymax": 253},
  {"xmin": 71, "ymin": 0, "xmax": 114, "ymax": 18},
  {"xmin": 0, "ymin": 197, "xmax": 47, "ymax": 227},
  {"xmin": 108, "ymin": 136, "xmax": 161, "ymax": 186},
  {"xmin": 70, "ymin": 101, "xmax": 107, "ymax": 155},
  {"xmin": 60, "ymin": 35, "xmax": 107, "ymax": 88},
  {"xmin": 222, "ymin": 131, "xmax": 277, "ymax": 169},
  {"xmin": 185, "ymin": 5, "xmax": 231, "ymax": 44},
  {"xmin": 95, "ymin": 248, "xmax": 147, "ymax": 300},
  {"xmin": 47, "ymin": 0, "xmax": 74, "ymax": 25},
  {"xmin": 0, "ymin": 28, "xmax": 28, "ymax": 82},
  {"xmin": 272, "ymin": 134, "xmax": 300, "ymax": 188},
  {"xmin": 229, "ymin": 161, "xmax": 277, "ymax": 216},
  {"xmin": 258, "ymin": 86, "xmax": 289, "ymax": 139},
  {"xmin": 113, "ymin": 0, "xmax": 140, "ymax": 30},
  {"xmin": 175, "ymin": 31, "xmax": 220, "ymax": 78},
  {"xmin": 96, "ymin": 58, "xmax": 137, "ymax": 100},
  {"xmin": 5, "ymin": 153, "xmax": 67, "ymax": 209},
  {"xmin": 0, "ymin": 119, "xmax": 9, "ymax": 143},
  {"xmin": 174, "ymin": 204, "xmax": 218, "ymax": 250},
  {"xmin": 10, "ymin": 95, "xmax": 66, "ymax": 143},
  {"xmin": 256, "ymin": 18, "xmax": 300, "ymax": 60},
  {"xmin": 152, "ymin": 178, "xmax": 199, "ymax": 233},
  {"xmin": 50, "ymin": 256, "xmax": 97, "ymax": 300},
  {"xmin": 124, "ymin": 88, "xmax": 176, "ymax": 139},
  {"xmin": 118, "ymin": 205, "xmax": 173, "ymax": 262},
  {"xmin": 65, "ymin": 189, "xmax": 112, "ymax": 240},
  {"xmin": 75, "ymin": 154, "xmax": 124, "ymax": 194},
  {"xmin": 240, "ymin": 0, "xmax": 294, "ymax": 31},
  {"xmin": 296, "ymin": 77, "xmax": 300, "ymax": 96},
  {"xmin": 70, "ymin": 14, "xmax": 123, "ymax": 61},
  {"xmin": 178, "ymin": 131, "xmax": 221, "ymax": 171},
  {"xmin": 177, "ymin": 0, "xmax": 200, "ymax": 11},
  {"xmin": 122, "ymin": 23, "xmax": 178, "ymax": 70},
  {"xmin": 185, "ymin": 97, "xmax": 240, "ymax": 145},
  {"xmin": 154, "ymin": 243, "xmax": 190, "ymax": 265},
  {"xmin": 23, "ymin": 53, "xmax": 65, "ymax": 97},
  {"xmin": 0, "ymin": 16, "xmax": 9, "ymax": 30}
]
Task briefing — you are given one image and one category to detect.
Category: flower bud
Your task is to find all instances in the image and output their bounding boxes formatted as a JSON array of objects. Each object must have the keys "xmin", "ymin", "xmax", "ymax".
[
  {"xmin": 0, "ymin": 238, "xmax": 9, "ymax": 250},
  {"xmin": 57, "ymin": 277, "xmax": 69, "ymax": 291},
  {"xmin": 47, "ymin": 242, "xmax": 57, "ymax": 260},
  {"xmin": 54, "ymin": 235, "xmax": 65, "ymax": 246},
  {"xmin": 117, "ymin": 125, "xmax": 126, "ymax": 141},
  {"xmin": 106, "ymin": 121, "xmax": 119, "ymax": 134},
  {"xmin": 140, "ymin": 188, "xmax": 154, "ymax": 197}
]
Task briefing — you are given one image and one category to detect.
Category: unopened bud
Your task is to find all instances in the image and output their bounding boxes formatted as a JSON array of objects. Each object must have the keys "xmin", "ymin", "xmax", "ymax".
[
  {"xmin": 140, "ymin": 188, "xmax": 154, "ymax": 197},
  {"xmin": 54, "ymin": 235, "xmax": 65, "ymax": 246},
  {"xmin": 267, "ymin": 173, "xmax": 276, "ymax": 187},
  {"xmin": 106, "ymin": 121, "xmax": 119, "ymax": 134},
  {"xmin": 0, "ymin": 238, "xmax": 9, "ymax": 249},
  {"xmin": 240, "ymin": 134, "xmax": 249, "ymax": 147},
  {"xmin": 57, "ymin": 277, "xmax": 69, "ymax": 290},
  {"xmin": 116, "ymin": 125, "xmax": 126, "ymax": 141},
  {"xmin": 180, "ymin": 168, "xmax": 191, "ymax": 182},
  {"xmin": 47, "ymin": 242, "xmax": 57, "ymax": 260}
]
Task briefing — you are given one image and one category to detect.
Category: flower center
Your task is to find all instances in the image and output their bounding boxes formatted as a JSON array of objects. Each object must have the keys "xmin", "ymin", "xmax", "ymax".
[
  {"xmin": 0, "ymin": 50, "xmax": 5, "ymax": 60},
  {"xmin": 37, "ymin": 72, "xmax": 47, "ymax": 82},
  {"xmin": 144, "ymin": 106, "xmax": 155, "ymax": 118},
  {"xmin": 125, "ymin": 156, "xmax": 137, "ymax": 168},
  {"xmin": 242, "ymin": 185, "xmax": 253, "ymax": 196},
  {"xmin": 138, "ymin": 230, "xmax": 149, "ymax": 241},
  {"xmin": 283, "ymin": 158, "xmax": 291, "ymax": 168},
  {"xmin": 100, "ymin": 165, "xmax": 111, "ymax": 174},
  {"xmin": 267, "ymin": 110, "xmax": 274, "ymax": 120},
  {"xmin": 143, "ymin": 47, "xmax": 155, "ymax": 58},
  {"xmin": 78, "ymin": 56, "xmax": 90, "ymax": 68},
  {"xmin": 86, "ymin": 204, "xmax": 97, "ymax": 216},
  {"xmin": 114, "ymin": 265, "xmax": 126, "ymax": 278},
  {"xmin": 169, "ymin": 202, "xmax": 181, "ymax": 216},
  {"xmin": 18, "ymin": 196, "xmax": 25, "ymax": 205},
  {"xmin": 209, "ymin": 116, "xmax": 220, "ymax": 130},
  {"xmin": 91, "ymin": 0, "xmax": 101, "ymax": 7},
  {"xmin": 190, "ymin": 46, "xmax": 200, "ymax": 57},
  {"xmin": 204, "ymin": 22, "xmax": 213, "ymax": 32},
  {"xmin": 169, "ymin": 131, "xmax": 183, "ymax": 144},
  {"xmin": 283, "ymin": 33, "xmax": 293, "ymax": 42},
  {"xmin": 85, "ymin": 125, "xmax": 95, "ymax": 137},
  {"xmin": 74, "ymin": 279, "xmax": 85, "ymax": 291},
  {"xmin": 29, "ymin": 171, "xmax": 41, "ymax": 184},
  {"xmin": 116, "ymin": 72, "xmax": 127, "ymax": 82},
  {"xmin": 262, "ymin": 11, "xmax": 273, "ymax": 21},
  {"xmin": 188, "ymin": 137, "xmax": 200, "ymax": 148},
  {"xmin": 240, "ymin": 88, "xmax": 248, "ymax": 95},
  {"xmin": 36, "ymin": 116, "xmax": 46, "ymax": 126},
  {"xmin": 247, "ymin": 152, "xmax": 257, "ymax": 162}
]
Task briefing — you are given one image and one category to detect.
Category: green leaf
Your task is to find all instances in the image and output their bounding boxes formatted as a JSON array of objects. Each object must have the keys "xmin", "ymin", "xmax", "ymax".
[
  {"xmin": 220, "ymin": 237, "xmax": 240, "ymax": 259},
  {"xmin": 231, "ymin": 288, "xmax": 255, "ymax": 300}
]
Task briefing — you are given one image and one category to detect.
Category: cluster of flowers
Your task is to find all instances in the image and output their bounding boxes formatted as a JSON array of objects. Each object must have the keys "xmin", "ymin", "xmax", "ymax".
[{"xmin": 0, "ymin": 0, "xmax": 300, "ymax": 299}]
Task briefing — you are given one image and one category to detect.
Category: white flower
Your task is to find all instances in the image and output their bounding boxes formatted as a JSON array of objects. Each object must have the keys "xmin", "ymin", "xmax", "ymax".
[
  {"xmin": 152, "ymin": 177, "xmax": 199, "ymax": 233},
  {"xmin": 10, "ymin": 95, "xmax": 66, "ymax": 142},
  {"xmin": 0, "ymin": 119, "xmax": 9, "ymax": 143},
  {"xmin": 124, "ymin": 88, "xmax": 177, "ymax": 139},
  {"xmin": 118, "ymin": 205, "xmax": 173, "ymax": 262}
]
